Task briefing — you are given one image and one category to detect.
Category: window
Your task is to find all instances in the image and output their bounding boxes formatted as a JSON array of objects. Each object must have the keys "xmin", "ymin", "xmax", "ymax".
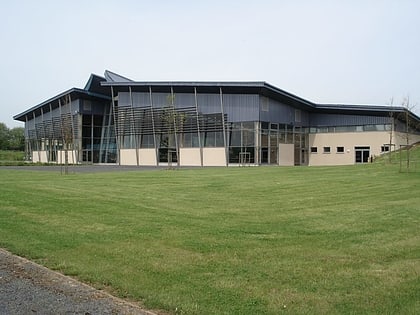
[
  {"xmin": 310, "ymin": 147, "xmax": 317, "ymax": 153},
  {"xmin": 336, "ymin": 146, "xmax": 344, "ymax": 153},
  {"xmin": 323, "ymin": 146, "xmax": 331, "ymax": 153},
  {"xmin": 381, "ymin": 145, "xmax": 390, "ymax": 152}
]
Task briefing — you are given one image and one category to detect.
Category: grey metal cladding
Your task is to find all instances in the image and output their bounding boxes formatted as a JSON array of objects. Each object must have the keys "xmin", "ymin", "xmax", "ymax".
[
  {"xmin": 118, "ymin": 92, "xmax": 130, "ymax": 107},
  {"xmin": 259, "ymin": 96, "xmax": 296, "ymax": 124},
  {"xmin": 196, "ymin": 93, "xmax": 221, "ymax": 114},
  {"xmin": 309, "ymin": 113, "xmax": 389, "ymax": 126},
  {"xmin": 223, "ymin": 94, "xmax": 259, "ymax": 122},
  {"xmin": 173, "ymin": 93, "xmax": 195, "ymax": 108},
  {"xmin": 132, "ymin": 92, "xmax": 150, "ymax": 107}
]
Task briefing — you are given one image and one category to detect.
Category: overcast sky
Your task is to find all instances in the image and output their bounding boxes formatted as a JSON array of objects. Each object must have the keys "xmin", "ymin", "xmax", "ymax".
[{"xmin": 2, "ymin": 0, "xmax": 419, "ymax": 127}]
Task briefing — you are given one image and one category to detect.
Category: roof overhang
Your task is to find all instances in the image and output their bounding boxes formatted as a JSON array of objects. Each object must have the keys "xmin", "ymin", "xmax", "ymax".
[
  {"xmin": 13, "ymin": 88, "xmax": 111, "ymax": 122},
  {"xmin": 102, "ymin": 80, "xmax": 316, "ymax": 111},
  {"xmin": 315, "ymin": 103, "xmax": 420, "ymax": 121}
]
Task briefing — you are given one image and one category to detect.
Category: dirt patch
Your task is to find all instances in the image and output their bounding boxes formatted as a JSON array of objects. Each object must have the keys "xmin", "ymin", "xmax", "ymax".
[{"xmin": 0, "ymin": 248, "xmax": 158, "ymax": 315}]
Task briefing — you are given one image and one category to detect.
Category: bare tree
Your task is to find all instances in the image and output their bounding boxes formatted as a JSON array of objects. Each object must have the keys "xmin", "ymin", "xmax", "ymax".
[
  {"xmin": 399, "ymin": 96, "xmax": 416, "ymax": 171},
  {"xmin": 388, "ymin": 97, "xmax": 394, "ymax": 163},
  {"xmin": 61, "ymin": 95, "xmax": 74, "ymax": 175}
]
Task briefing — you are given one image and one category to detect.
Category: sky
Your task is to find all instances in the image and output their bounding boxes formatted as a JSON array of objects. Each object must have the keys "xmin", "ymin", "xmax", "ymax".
[{"xmin": 1, "ymin": 0, "xmax": 419, "ymax": 128}]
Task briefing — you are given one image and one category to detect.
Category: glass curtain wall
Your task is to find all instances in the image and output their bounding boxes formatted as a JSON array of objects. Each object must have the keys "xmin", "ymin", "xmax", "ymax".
[
  {"xmin": 114, "ymin": 90, "xmax": 227, "ymax": 165},
  {"xmin": 228, "ymin": 122, "xmax": 255, "ymax": 164},
  {"xmin": 27, "ymin": 111, "xmax": 79, "ymax": 163},
  {"xmin": 259, "ymin": 122, "xmax": 307, "ymax": 165}
]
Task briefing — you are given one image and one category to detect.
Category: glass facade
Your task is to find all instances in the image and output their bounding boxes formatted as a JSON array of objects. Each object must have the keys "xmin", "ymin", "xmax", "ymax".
[{"xmin": 21, "ymin": 74, "xmax": 417, "ymax": 167}]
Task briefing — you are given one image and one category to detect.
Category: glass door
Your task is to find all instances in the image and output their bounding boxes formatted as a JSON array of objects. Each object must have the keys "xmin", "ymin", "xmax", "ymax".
[{"xmin": 355, "ymin": 146, "xmax": 370, "ymax": 163}]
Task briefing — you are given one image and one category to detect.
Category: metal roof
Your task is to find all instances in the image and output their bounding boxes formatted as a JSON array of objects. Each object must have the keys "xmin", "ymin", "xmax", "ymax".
[
  {"xmin": 13, "ymin": 70, "xmax": 420, "ymax": 124},
  {"xmin": 13, "ymin": 87, "xmax": 111, "ymax": 122},
  {"xmin": 315, "ymin": 103, "xmax": 420, "ymax": 121}
]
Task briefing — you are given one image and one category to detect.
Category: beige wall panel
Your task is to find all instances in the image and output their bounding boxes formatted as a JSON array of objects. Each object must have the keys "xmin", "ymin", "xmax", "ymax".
[
  {"xmin": 278, "ymin": 143, "xmax": 295, "ymax": 166},
  {"xmin": 120, "ymin": 149, "xmax": 137, "ymax": 165},
  {"xmin": 203, "ymin": 148, "xmax": 226, "ymax": 166},
  {"xmin": 32, "ymin": 151, "xmax": 40, "ymax": 163},
  {"xmin": 308, "ymin": 131, "xmax": 391, "ymax": 166},
  {"xmin": 139, "ymin": 149, "xmax": 157, "ymax": 166},
  {"xmin": 57, "ymin": 150, "xmax": 77, "ymax": 164},
  {"xmin": 39, "ymin": 151, "xmax": 48, "ymax": 163},
  {"xmin": 180, "ymin": 148, "xmax": 202, "ymax": 166}
]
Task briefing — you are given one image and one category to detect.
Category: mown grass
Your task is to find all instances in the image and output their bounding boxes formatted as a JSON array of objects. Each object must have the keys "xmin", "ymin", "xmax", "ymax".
[
  {"xmin": 0, "ymin": 163, "xmax": 419, "ymax": 314},
  {"xmin": 0, "ymin": 150, "xmax": 25, "ymax": 165}
]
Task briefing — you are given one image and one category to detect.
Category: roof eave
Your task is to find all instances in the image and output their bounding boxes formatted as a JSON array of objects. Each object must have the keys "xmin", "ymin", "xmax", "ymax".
[{"xmin": 13, "ymin": 88, "xmax": 111, "ymax": 122}]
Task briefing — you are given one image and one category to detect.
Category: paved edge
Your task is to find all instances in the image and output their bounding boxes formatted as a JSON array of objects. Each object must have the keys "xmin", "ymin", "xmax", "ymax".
[{"xmin": 0, "ymin": 248, "xmax": 159, "ymax": 315}]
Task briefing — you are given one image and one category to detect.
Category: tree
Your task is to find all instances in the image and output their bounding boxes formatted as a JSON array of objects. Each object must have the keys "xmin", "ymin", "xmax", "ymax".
[
  {"xmin": 399, "ymin": 96, "xmax": 417, "ymax": 171},
  {"xmin": 0, "ymin": 123, "xmax": 8, "ymax": 150},
  {"xmin": 387, "ymin": 97, "xmax": 394, "ymax": 163},
  {"xmin": 8, "ymin": 127, "xmax": 25, "ymax": 151}
]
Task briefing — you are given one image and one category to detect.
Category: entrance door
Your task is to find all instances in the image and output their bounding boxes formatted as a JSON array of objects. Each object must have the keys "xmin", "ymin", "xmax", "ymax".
[{"xmin": 355, "ymin": 146, "xmax": 370, "ymax": 163}]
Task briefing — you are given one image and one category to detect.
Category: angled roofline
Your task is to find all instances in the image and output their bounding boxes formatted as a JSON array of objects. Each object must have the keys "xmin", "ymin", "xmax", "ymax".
[
  {"xmin": 315, "ymin": 103, "xmax": 420, "ymax": 121},
  {"xmin": 84, "ymin": 73, "xmax": 106, "ymax": 90},
  {"xmin": 104, "ymin": 70, "xmax": 133, "ymax": 82},
  {"xmin": 13, "ymin": 87, "xmax": 111, "ymax": 122},
  {"xmin": 101, "ymin": 80, "xmax": 316, "ymax": 110}
]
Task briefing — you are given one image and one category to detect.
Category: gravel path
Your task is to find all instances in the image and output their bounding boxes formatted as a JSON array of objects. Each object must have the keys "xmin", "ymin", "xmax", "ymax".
[{"xmin": 0, "ymin": 249, "xmax": 157, "ymax": 315}]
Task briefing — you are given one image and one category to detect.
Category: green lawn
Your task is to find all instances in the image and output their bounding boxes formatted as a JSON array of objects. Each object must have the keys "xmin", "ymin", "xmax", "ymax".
[
  {"xmin": 0, "ymin": 150, "xmax": 25, "ymax": 165},
  {"xmin": 0, "ymin": 164, "xmax": 419, "ymax": 314}
]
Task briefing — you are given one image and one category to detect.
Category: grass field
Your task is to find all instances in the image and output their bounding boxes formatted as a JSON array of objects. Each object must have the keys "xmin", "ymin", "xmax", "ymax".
[
  {"xmin": 0, "ymin": 163, "xmax": 419, "ymax": 314},
  {"xmin": 0, "ymin": 150, "xmax": 25, "ymax": 166}
]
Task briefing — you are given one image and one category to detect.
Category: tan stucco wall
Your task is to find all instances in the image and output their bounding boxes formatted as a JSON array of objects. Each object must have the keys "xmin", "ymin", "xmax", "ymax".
[
  {"xmin": 180, "ymin": 148, "xmax": 202, "ymax": 166},
  {"xmin": 32, "ymin": 150, "xmax": 78, "ymax": 164},
  {"xmin": 32, "ymin": 151, "xmax": 47, "ymax": 163},
  {"xmin": 120, "ymin": 149, "xmax": 137, "ymax": 165},
  {"xmin": 203, "ymin": 148, "xmax": 226, "ymax": 166},
  {"xmin": 58, "ymin": 150, "xmax": 77, "ymax": 164},
  {"xmin": 138, "ymin": 149, "xmax": 157, "ymax": 166},
  {"xmin": 278, "ymin": 143, "xmax": 295, "ymax": 166},
  {"xmin": 309, "ymin": 131, "xmax": 392, "ymax": 165}
]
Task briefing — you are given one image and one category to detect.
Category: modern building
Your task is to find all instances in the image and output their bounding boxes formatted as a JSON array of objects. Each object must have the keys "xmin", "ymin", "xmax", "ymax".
[{"xmin": 14, "ymin": 70, "xmax": 420, "ymax": 166}]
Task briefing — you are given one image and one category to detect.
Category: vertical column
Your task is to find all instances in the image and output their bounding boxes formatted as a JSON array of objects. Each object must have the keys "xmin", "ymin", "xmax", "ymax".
[
  {"xmin": 254, "ymin": 121, "xmax": 260, "ymax": 165},
  {"xmin": 111, "ymin": 86, "xmax": 120, "ymax": 165},
  {"xmin": 40, "ymin": 107, "xmax": 49, "ymax": 163},
  {"xmin": 219, "ymin": 87, "xmax": 228, "ymax": 166},
  {"xmin": 149, "ymin": 86, "xmax": 159, "ymax": 166},
  {"xmin": 194, "ymin": 87, "xmax": 203, "ymax": 166},
  {"xmin": 58, "ymin": 98, "xmax": 63, "ymax": 165},
  {"xmin": 68, "ymin": 94, "xmax": 78, "ymax": 164},
  {"xmin": 99, "ymin": 103, "xmax": 106, "ymax": 163},
  {"xmin": 129, "ymin": 86, "xmax": 139, "ymax": 166},
  {"xmin": 91, "ymin": 113, "xmax": 94, "ymax": 164},
  {"xmin": 25, "ymin": 115, "xmax": 31, "ymax": 162},
  {"xmin": 170, "ymin": 86, "xmax": 179, "ymax": 166},
  {"xmin": 33, "ymin": 112, "xmax": 41, "ymax": 163}
]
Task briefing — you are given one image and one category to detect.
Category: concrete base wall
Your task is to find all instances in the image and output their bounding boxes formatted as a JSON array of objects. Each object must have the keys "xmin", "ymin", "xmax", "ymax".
[
  {"xmin": 278, "ymin": 144, "xmax": 295, "ymax": 166},
  {"xmin": 32, "ymin": 151, "xmax": 47, "ymax": 163},
  {"xmin": 58, "ymin": 150, "xmax": 77, "ymax": 164},
  {"xmin": 120, "ymin": 149, "xmax": 137, "ymax": 165},
  {"xmin": 32, "ymin": 150, "xmax": 76, "ymax": 164},
  {"xmin": 203, "ymin": 148, "xmax": 226, "ymax": 166},
  {"xmin": 180, "ymin": 148, "xmax": 202, "ymax": 166},
  {"xmin": 139, "ymin": 149, "xmax": 157, "ymax": 166}
]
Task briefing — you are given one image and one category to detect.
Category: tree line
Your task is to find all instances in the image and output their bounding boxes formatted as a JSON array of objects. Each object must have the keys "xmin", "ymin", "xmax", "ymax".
[{"xmin": 0, "ymin": 123, "xmax": 25, "ymax": 151}]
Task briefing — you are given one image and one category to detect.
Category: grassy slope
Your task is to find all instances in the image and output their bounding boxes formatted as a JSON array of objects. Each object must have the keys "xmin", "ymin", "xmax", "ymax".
[{"xmin": 0, "ymin": 164, "xmax": 419, "ymax": 314}]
